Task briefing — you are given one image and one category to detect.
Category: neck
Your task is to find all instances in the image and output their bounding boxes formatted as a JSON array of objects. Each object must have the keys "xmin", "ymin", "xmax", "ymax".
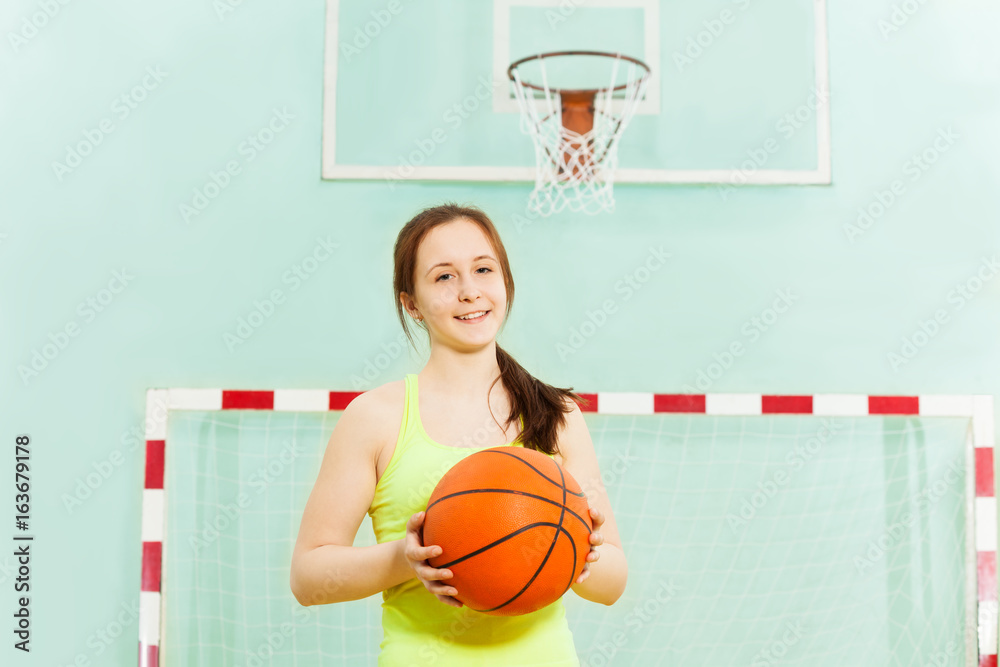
[{"xmin": 420, "ymin": 342, "xmax": 503, "ymax": 400}]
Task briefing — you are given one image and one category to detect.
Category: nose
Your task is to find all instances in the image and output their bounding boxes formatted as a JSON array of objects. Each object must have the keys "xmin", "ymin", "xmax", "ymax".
[{"xmin": 457, "ymin": 276, "xmax": 480, "ymax": 303}]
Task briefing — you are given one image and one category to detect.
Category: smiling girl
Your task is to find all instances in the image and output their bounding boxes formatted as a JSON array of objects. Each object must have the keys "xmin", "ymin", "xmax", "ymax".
[{"xmin": 290, "ymin": 203, "xmax": 627, "ymax": 666}]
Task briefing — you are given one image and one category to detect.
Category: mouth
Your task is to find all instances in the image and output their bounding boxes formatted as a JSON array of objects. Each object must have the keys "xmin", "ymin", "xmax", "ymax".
[{"xmin": 455, "ymin": 310, "xmax": 490, "ymax": 323}]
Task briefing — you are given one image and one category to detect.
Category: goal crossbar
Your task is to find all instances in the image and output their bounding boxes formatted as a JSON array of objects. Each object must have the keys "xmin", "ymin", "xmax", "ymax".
[{"xmin": 136, "ymin": 389, "xmax": 997, "ymax": 667}]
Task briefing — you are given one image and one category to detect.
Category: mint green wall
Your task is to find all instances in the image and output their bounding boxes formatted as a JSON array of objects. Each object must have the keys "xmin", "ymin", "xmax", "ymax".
[{"xmin": 1, "ymin": 0, "xmax": 998, "ymax": 664}]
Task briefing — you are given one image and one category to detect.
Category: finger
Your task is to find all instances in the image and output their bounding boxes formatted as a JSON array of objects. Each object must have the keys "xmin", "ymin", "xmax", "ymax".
[
  {"xmin": 406, "ymin": 543, "xmax": 443, "ymax": 564},
  {"xmin": 405, "ymin": 543, "xmax": 438, "ymax": 563},
  {"xmin": 431, "ymin": 582, "xmax": 459, "ymax": 597},
  {"xmin": 407, "ymin": 511, "xmax": 426, "ymax": 530},
  {"xmin": 425, "ymin": 577, "xmax": 459, "ymax": 595},
  {"xmin": 405, "ymin": 514, "xmax": 425, "ymax": 544},
  {"xmin": 425, "ymin": 577, "xmax": 460, "ymax": 600},
  {"xmin": 417, "ymin": 564, "xmax": 454, "ymax": 582}
]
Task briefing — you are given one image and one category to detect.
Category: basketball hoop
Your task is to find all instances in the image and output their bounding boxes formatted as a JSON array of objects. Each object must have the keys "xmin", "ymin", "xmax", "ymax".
[{"xmin": 508, "ymin": 50, "xmax": 651, "ymax": 216}]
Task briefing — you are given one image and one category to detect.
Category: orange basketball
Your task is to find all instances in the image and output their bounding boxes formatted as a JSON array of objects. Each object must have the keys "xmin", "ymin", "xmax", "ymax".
[{"xmin": 423, "ymin": 446, "xmax": 593, "ymax": 616}]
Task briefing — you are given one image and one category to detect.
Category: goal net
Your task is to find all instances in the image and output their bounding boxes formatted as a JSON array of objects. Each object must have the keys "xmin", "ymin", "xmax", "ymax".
[{"xmin": 151, "ymin": 406, "xmax": 983, "ymax": 666}]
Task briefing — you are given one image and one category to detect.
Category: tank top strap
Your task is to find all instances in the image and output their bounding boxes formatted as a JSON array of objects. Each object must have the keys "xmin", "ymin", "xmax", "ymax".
[
  {"xmin": 396, "ymin": 373, "xmax": 420, "ymax": 455},
  {"xmin": 372, "ymin": 374, "xmax": 421, "ymax": 497}
]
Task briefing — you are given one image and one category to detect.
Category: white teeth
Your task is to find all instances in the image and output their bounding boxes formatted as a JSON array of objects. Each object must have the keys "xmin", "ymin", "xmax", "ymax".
[{"xmin": 458, "ymin": 311, "xmax": 487, "ymax": 320}]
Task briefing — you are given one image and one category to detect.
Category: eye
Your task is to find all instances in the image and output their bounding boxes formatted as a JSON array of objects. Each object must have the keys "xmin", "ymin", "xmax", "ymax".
[{"xmin": 436, "ymin": 267, "xmax": 491, "ymax": 282}]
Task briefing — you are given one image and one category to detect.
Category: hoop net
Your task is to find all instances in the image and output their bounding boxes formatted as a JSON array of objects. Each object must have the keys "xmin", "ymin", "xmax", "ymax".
[{"xmin": 510, "ymin": 54, "xmax": 649, "ymax": 216}]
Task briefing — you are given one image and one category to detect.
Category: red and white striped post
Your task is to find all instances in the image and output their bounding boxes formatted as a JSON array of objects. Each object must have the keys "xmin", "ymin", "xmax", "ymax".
[{"xmin": 138, "ymin": 389, "xmax": 996, "ymax": 666}]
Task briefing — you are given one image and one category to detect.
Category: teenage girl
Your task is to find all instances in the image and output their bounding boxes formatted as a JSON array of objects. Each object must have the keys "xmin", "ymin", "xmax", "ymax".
[{"xmin": 290, "ymin": 203, "xmax": 627, "ymax": 666}]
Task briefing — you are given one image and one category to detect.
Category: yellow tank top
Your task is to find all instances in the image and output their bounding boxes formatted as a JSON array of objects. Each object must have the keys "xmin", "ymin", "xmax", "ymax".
[{"xmin": 367, "ymin": 373, "xmax": 580, "ymax": 666}]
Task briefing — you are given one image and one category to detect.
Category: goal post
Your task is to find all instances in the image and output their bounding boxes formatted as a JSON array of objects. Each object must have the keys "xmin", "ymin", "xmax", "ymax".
[{"xmin": 136, "ymin": 389, "xmax": 996, "ymax": 666}]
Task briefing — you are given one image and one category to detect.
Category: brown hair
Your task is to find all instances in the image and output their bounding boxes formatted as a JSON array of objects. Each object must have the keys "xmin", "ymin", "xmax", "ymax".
[{"xmin": 392, "ymin": 202, "xmax": 589, "ymax": 456}]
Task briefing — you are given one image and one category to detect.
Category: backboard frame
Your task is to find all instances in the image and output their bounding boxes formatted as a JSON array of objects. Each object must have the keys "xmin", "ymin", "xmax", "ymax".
[
  {"xmin": 321, "ymin": 0, "xmax": 832, "ymax": 188},
  {"xmin": 321, "ymin": 0, "xmax": 832, "ymax": 186}
]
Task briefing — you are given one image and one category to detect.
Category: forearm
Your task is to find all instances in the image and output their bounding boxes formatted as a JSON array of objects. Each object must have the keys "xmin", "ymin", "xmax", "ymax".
[
  {"xmin": 571, "ymin": 543, "xmax": 627, "ymax": 606},
  {"xmin": 291, "ymin": 540, "xmax": 414, "ymax": 606}
]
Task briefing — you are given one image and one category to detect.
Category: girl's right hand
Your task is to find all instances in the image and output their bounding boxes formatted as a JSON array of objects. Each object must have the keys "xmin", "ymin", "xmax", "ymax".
[{"xmin": 403, "ymin": 511, "xmax": 463, "ymax": 608}]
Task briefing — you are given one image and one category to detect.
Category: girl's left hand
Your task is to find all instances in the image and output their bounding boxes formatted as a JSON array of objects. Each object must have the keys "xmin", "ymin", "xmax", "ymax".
[{"xmin": 576, "ymin": 506, "xmax": 605, "ymax": 584}]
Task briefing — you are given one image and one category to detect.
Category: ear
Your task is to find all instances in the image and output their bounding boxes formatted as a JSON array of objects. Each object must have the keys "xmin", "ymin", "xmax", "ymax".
[{"xmin": 399, "ymin": 292, "xmax": 417, "ymax": 317}]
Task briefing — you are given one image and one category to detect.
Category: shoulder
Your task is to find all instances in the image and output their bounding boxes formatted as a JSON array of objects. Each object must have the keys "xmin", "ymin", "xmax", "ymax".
[
  {"xmin": 558, "ymin": 394, "xmax": 586, "ymax": 425},
  {"xmin": 338, "ymin": 378, "xmax": 407, "ymax": 457},
  {"xmin": 552, "ymin": 396, "xmax": 604, "ymax": 503},
  {"xmin": 347, "ymin": 378, "xmax": 405, "ymax": 416},
  {"xmin": 554, "ymin": 395, "xmax": 590, "ymax": 461}
]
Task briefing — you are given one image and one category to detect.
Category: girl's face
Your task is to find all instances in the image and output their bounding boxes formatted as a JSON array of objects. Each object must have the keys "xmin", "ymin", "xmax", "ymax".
[{"xmin": 405, "ymin": 218, "xmax": 507, "ymax": 351}]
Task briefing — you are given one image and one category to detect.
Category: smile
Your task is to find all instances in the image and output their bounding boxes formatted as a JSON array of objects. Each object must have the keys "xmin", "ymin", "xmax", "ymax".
[{"xmin": 455, "ymin": 310, "xmax": 489, "ymax": 322}]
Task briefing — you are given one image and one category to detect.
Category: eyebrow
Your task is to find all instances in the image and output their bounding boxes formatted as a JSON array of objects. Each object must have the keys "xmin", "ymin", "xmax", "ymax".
[{"xmin": 425, "ymin": 255, "xmax": 496, "ymax": 277}]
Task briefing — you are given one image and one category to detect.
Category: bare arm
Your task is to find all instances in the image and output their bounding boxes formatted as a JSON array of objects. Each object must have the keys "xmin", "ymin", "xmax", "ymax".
[
  {"xmin": 559, "ymin": 400, "xmax": 629, "ymax": 606},
  {"xmin": 289, "ymin": 391, "xmax": 415, "ymax": 605}
]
